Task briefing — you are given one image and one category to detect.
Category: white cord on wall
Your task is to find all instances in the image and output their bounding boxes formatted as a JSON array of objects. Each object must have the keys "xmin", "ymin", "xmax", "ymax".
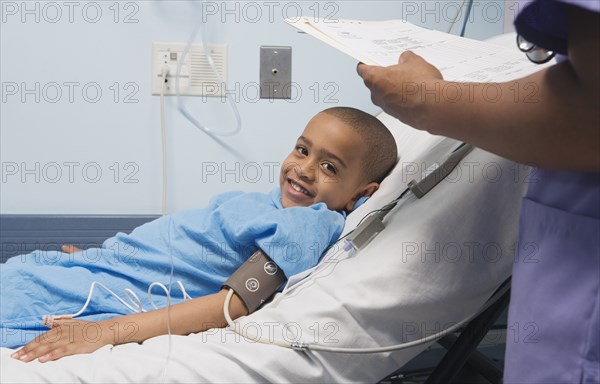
[
  {"xmin": 159, "ymin": 67, "xmax": 169, "ymax": 216},
  {"xmin": 175, "ymin": 0, "xmax": 242, "ymax": 138},
  {"xmin": 447, "ymin": 0, "xmax": 467, "ymax": 34}
]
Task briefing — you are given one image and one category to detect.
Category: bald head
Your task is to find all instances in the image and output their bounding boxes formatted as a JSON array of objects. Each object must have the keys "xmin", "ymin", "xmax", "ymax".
[{"xmin": 321, "ymin": 107, "xmax": 397, "ymax": 183}]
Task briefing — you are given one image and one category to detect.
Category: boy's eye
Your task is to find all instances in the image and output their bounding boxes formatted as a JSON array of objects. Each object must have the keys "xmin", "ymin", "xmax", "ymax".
[
  {"xmin": 322, "ymin": 162, "xmax": 337, "ymax": 175},
  {"xmin": 296, "ymin": 146, "xmax": 308, "ymax": 156}
]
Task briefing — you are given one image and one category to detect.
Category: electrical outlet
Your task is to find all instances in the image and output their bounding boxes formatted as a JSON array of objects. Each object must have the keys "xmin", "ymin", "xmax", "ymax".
[
  {"xmin": 260, "ymin": 46, "xmax": 292, "ymax": 99},
  {"xmin": 151, "ymin": 42, "xmax": 227, "ymax": 97}
]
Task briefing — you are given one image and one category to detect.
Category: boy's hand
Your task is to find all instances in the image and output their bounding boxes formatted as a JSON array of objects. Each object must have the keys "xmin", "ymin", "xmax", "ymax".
[
  {"xmin": 11, "ymin": 319, "xmax": 112, "ymax": 363},
  {"xmin": 61, "ymin": 244, "xmax": 82, "ymax": 253}
]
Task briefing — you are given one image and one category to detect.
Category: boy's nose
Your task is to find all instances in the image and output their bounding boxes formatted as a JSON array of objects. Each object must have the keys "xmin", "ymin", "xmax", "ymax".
[{"xmin": 296, "ymin": 161, "xmax": 316, "ymax": 181}]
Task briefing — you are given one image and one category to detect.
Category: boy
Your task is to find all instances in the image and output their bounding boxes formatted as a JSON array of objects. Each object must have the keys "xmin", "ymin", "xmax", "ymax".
[{"xmin": 4, "ymin": 106, "xmax": 397, "ymax": 362}]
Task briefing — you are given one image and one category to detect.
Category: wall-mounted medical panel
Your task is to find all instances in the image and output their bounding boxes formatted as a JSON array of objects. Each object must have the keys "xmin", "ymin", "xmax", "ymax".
[{"xmin": 151, "ymin": 42, "xmax": 227, "ymax": 97}]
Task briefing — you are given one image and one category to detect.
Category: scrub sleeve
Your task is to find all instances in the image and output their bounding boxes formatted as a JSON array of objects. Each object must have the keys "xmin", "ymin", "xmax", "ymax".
[{"xmin": 504, "ymin": 1, "xmax": 600, "ymax": 382}]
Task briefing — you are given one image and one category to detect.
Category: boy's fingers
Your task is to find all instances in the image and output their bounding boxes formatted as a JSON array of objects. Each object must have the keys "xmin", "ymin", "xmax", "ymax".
[
  {"xmin": 12, "ymin": 336, "xmax": 39, "ymax": 358},
  {"xmin": 10, "ymin": 348, "xmax": 26, "ymax": 360},
  {"xmin": 22, "ymin": 345, "xmax": 53, "ymax": 363},
  {"xmin": 61, "ymin": 244, "xmax": 82, "ymax": 253},
  {"xmin": 12, "ymin": 343, "xmax": 41, "ymax": 362},
  {"xmin": 39, "ymin": 347, "xmax": 67, "ymax": 363}
]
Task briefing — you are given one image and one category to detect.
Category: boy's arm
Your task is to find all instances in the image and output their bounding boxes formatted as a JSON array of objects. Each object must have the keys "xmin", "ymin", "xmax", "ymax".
[{"xmin": 11, "ymin": 289, "xmax": 249, "ymax": 363}]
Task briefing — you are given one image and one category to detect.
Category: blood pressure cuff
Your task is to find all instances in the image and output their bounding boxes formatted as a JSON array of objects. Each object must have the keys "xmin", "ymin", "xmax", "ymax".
[{"xmin": 222, "ymin": 250, "xmax": 287, "ymax": 313}]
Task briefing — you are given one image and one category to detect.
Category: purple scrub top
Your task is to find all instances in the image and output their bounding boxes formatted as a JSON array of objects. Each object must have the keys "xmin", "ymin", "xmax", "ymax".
[{"xmin": 505, "ymin": 1, "xmax": 600, "ymax": 383}]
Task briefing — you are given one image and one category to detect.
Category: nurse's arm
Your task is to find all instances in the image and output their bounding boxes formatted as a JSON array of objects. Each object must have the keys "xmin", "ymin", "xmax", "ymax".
[{"xmin": 358, "ymin": 5, "xmax": 599, "ymax": 171}]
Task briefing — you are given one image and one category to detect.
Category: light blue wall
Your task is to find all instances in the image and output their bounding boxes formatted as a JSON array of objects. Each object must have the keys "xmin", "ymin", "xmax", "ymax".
[{"xmin": 0, "ymin": 1, "xmax": 506, "ymax": 214}]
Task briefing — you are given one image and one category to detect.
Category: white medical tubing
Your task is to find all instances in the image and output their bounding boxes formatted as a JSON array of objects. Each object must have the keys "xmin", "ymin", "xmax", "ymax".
[
  {"xmin": 42, "ymin": 281, "xmax": 143, "ymax": 325},
  {"xmin": 223, "ymin": 289, "xmax": 292, "ymax": 349},
  {"xmin": 160, "ymin": 215, "xmax": 177, "ymax": 383},
  {"xmin": 175, "ymin": 0, "xmax": 242, "ymax": 137},
  {"xmin": 149, "ymin": 281, "xmax": 192, "ymax": 310},
  {"xmin": 160, "ymin": 67, "xmax": 169, "ymax": 216},
  {"xmin": 42, "ymin": 279, "xmax": 192, "ymax": 324},
  {"xmin": 446, "ymin": 0, "xmax": 467, "ymax": 33}
]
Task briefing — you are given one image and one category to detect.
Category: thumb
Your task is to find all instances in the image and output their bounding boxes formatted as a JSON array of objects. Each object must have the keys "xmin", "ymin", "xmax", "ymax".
[
  {"xmin": 357, "ymin": 62, "xmax": 387, "ymax": 82},
  {"xmin": 356, "ymin": 62, "xmax": 371, "ymax": 78},
  {"xmin": 398, "ymin": 50, "xmax": 418, "ymax": 64}
]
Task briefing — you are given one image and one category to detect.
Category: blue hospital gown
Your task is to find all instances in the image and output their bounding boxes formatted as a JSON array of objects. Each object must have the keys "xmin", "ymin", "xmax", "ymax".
[{"xmin": 0, "ymin": 188, "xmax": 344, "ymax": 348}]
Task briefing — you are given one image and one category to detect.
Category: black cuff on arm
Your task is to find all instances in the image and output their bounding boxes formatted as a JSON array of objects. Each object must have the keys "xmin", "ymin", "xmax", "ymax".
[{"xmin": 222, "ymin": 250, "xmax": 287, "ymax": 313}]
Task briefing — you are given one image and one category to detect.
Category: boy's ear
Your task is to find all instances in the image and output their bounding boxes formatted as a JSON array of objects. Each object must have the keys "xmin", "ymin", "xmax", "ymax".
[
  {"xmin": 361, "ymin": 182, "xmax": 380, "ymax": 198},
  {"xmin": 345, "ymin": 182, "xmax": 380, "ymax": 212}
]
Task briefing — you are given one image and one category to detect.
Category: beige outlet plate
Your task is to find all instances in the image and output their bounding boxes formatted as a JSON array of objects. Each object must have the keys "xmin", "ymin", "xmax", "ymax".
[{"xmin": 152, "ymin": 42, "xmax": 227, "ymax": 97}]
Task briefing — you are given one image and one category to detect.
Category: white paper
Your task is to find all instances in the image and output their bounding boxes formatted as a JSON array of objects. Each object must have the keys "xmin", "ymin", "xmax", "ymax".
[{"xmin": 287, "ymin": 18, "xmax": 548, "ymax": 82}]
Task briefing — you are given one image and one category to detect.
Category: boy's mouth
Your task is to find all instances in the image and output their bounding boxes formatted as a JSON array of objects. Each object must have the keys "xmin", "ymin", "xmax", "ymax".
[{"xmin": 287, "ymin": 178, "xmax": 314, "ymax": 197}]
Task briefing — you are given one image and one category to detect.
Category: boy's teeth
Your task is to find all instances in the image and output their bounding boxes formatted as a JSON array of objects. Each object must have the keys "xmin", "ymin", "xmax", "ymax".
[{"xmin": 291, "ymin": 181, "xmax": 309, "ymax": 195}]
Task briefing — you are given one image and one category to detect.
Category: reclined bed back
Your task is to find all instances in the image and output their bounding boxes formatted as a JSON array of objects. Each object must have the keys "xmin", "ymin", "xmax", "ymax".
[{"xmin": 172, "ymin": 113, "xmax": 526, "ymax": 383}]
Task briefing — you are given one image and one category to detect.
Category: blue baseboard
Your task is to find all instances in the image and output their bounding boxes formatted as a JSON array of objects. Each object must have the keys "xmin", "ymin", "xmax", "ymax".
[{"xmin": 0, "ymin": 215, "xmax": 159, "ymax": 263}]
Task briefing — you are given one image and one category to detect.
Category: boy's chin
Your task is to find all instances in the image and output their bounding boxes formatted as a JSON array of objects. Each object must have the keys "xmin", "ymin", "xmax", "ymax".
[
  {"xmin": 280, "ymin": 193, "xmax": 315, "ymax": 209},
  {"xmin": 281, "ymin": 196, "xmax": 305, "ymax": 208}
]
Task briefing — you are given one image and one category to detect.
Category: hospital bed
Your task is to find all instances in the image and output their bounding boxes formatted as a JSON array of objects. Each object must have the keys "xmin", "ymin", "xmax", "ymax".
[
  {"xmin": 0, "ymin": 108, "xmax": 527, "ymax": 382},
  {"xmin": 1, "ymin": 32, "xmax": 543, "ymax": 383}
]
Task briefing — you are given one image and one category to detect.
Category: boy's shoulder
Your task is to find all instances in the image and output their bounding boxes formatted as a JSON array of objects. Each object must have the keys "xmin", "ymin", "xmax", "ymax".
[{"xmin": 209, "ymin": 189, "xmax": 278, "ymax": 208}]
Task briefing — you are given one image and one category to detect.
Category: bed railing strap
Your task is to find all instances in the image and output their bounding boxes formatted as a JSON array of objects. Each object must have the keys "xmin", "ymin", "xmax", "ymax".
[
  {"xmin": 407, "ymin": 143, "xmax": 474, "ymax": 199},
  {"xmin": 346, "ymin": 143, "xmax": 474, "ymax": 252}
]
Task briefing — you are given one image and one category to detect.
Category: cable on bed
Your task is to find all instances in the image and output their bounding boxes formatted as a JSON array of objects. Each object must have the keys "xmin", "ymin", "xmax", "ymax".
[
  {"xmin": 220, "ymin": 143, "xmax": 509, "ymax": 354},
  {"xmin": 223, "ymin": 279, "xmax": 510, "ymax": 353}
]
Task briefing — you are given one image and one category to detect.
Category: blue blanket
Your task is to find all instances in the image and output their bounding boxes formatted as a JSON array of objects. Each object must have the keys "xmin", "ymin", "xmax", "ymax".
[{"xmin": 0, "ymin": 189, "xmax": 344, "ymax": 348}]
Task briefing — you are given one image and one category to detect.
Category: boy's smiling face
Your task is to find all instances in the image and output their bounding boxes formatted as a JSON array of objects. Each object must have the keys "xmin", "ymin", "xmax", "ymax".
[{"xmin": 280, "ymin": 112, "xmax": 379, "ymax": 212}]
